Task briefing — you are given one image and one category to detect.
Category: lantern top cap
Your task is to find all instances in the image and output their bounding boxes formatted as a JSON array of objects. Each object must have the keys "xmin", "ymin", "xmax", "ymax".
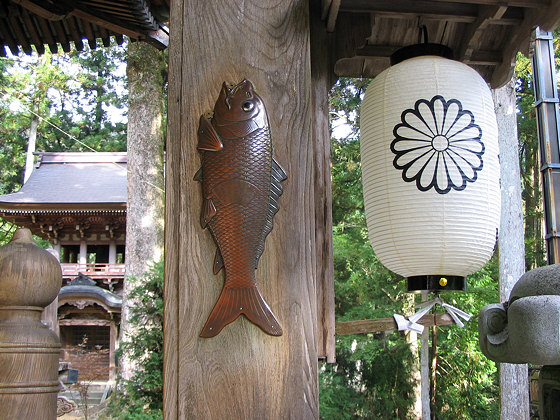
[{"xmin": 390, "ymin": 43, "xmax": 454, "ymax": 66}]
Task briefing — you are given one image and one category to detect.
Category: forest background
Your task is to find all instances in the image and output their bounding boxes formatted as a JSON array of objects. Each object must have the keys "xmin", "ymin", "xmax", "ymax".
[{"xmin": 0, "ymin": 31, "xmax": 558, "ymax": 419}]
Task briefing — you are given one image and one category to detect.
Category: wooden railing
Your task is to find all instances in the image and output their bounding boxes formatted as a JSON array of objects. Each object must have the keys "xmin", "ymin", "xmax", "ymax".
[{"xmin": 60, "ymin": 263, "xmax": 125, "ymax": 279}]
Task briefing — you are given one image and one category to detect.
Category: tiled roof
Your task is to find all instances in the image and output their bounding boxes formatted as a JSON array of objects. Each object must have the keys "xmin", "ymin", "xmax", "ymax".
[
  {"xmin": 59, "ymin": 273, "xmax": 122, "ymax": 312},
  {"xmin": 0, "ymin": 152, "xmax": 127, "ymax": 211}
]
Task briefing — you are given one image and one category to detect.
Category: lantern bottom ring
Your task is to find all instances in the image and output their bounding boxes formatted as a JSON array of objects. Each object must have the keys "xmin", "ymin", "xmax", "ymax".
[{"xmin": 407, "ymin": 275, "xmax": 467, "ymax": 292}]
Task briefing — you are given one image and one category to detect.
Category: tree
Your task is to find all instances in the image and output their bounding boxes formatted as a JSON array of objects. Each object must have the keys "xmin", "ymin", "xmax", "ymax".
[
  {"xmin": 516, "ymin": 52, "xmax": 547, "ymax": 270},
  {"xmin": 0, "ymin": 52, "xmax": 70, "ymax": 193},
  {"xmin": 119, "ymin": 40, "xmax": 166, "ymax": 383},
  {"xmin": 112, "ymin": 262, "xmax": 164, "ymax": 419},
  {"xmin": 65, "ymin": 45, "xmax": 128, "ymax": 151},
  {"xmin": 0, "ymin": 44, "xmax": 128, "ymax": 239},
  {"xmin": 320, "ymin": 78, "xmax": 417, "ymax": 419},
  {"xmin": 0, "ymin": 45, "xmax": 127, "ymax": 162}
]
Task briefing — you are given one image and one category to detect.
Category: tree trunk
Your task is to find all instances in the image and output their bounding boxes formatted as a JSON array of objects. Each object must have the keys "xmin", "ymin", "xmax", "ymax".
[
  {"xmin": 120, "ymin": 41, "xmax": 166, "ymax": 382},
  {"xmin": 420, "ymin": 293, "xmax": 431, "ymax": 420},
  {"xmin": 430, "ymin": 326, "xmax": 437, "ymax": 420},
  {"xmin": 24, "ymin": 103, "xmax": 39, "ymax": 184},
  {"xmin": 493, "ymin": 79, "xmax": 530, "ymax": 420}
]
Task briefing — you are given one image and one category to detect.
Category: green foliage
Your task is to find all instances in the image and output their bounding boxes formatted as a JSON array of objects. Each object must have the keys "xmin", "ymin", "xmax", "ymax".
[
  {"xmin": 432, "ymin": 260, "xmax": 500, "ymax": 419},
  {"xmin": 111, "ymin": 262, "xmax": 163, "ymax": 420},
  {"xmin": 0, "ymin": 42, "xmax": 127, "ymax": 200},
  {"xmin": 516, "ymin": 30, "xmax": 559, "ymax": 269},
  {"xmin": 65, "ymin": 44, "xmax": 128, "ymax": 151},
  {"xmin": 516, "ymin": 52, "xmax": 546, "ymax": 269},
  {"xmin": 322, "ymin": 78, "xmax": 416, "ymax": 419},
  {"xmin": 0, "ymin": 219, "xmax": 16, "ymax": 246}
]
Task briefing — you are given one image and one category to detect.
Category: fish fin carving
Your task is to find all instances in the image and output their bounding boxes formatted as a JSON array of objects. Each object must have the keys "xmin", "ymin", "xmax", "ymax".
[
  {"xmin": 194, "ymin": 167, "xmax": 203, "ymax": 182},
  {"xmin": 197, "ymin": 115, "xmax": 223, "ymax": 151},
  {"xmin": 200, "ymin": 197, "xmax": 217, "ymax": 228},
  {"xmin": 272, "ymin": 158, "xmax": 288, "ymax": 182},
  {"xmin": 253, "ymin": 158, "xmax": 287, "ymax": 268},
  {"xmin": 213, "ymin": 248, "xmax": 224, "ymax": 274},
  {"xmin": 200, "ymin": 285, "xmax": 283, "ymax": 337}
]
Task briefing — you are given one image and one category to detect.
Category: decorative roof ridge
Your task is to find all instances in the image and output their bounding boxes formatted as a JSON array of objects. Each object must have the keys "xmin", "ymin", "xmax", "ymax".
[
  {"xmin": 34, "ymin": 152, "xmax": 128, "ymax": 165},
  {"xmin": 59, "ymin": 273, "xmax": 123, "ymax": 311}
]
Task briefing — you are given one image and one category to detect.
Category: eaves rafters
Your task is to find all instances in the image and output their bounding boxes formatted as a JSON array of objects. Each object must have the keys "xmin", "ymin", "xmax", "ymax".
[{"xmin": 322, "ymin": 0, "xmax": 560, "ymax": 87}]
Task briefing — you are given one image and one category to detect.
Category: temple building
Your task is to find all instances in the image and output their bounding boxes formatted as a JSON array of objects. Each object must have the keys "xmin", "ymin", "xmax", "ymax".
[{"xmin": 0, "ymin": 151, "xmax": 127, "ymax": 379}]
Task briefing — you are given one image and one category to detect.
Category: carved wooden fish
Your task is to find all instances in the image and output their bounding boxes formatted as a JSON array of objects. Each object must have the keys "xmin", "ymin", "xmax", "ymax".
[{"xmin": 195, "ymin": 79, "xmax": 287, "ymax": 337}]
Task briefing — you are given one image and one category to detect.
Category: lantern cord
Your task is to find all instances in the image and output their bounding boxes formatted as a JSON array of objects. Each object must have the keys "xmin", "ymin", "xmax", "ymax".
[
  {"xmin": 393, "ymin": 297, "xmax": 471, "ymax": 334},
  {"xmin": 439, "ymin": 21, "xmax": 448, "ymax": 44},
  {"xmin": 418, "ymin": 24, "xmax": 428, "ymax": 44}
]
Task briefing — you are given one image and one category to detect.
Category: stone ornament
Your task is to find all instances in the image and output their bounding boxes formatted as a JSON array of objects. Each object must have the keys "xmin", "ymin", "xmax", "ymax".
[{"xmin": 479, "ymin": 264, "xmax": 560, "ymax": 365}]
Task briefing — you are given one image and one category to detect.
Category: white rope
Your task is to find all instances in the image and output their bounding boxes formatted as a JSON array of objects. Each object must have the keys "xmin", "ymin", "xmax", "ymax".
[{"xmin": 393, "ymin": 297, "xmax": 471, "ymax": 333}]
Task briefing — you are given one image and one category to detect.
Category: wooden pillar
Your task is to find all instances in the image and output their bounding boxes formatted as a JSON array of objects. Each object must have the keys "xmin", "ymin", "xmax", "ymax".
[
  {"xmin": 79, "ymin": 241, "xmax": 87, "ymax": 267},
  {"xmin": 109, "ymin": 241, "xmax": 117, "ymax": 264},
  {"xmin": 310, "ymin": 0, "xmax": 336, "ymax": 363},
  {"xmin": 0, "ymin": 228, "xmax": 62, "ymax": 420},
  {"xmin": 109, "ymin": 322, "xmax": 117, "ymax": 380},
  {"xmin": 164, "ymin": 0, "xmax": 319, "ymax": 418},
  {"xmin": 493, "ymin": 80, "xmax": 529, "ymax": 420},
  {"xmin": 41, "ymin": 297, "xmax": 59, "ymax": 337},
  {"xmin": 42, "ymin": 247, "xmax": 60, "ymax": 336}
]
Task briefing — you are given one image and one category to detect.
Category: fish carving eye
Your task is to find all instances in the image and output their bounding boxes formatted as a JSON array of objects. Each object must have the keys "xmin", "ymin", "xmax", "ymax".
[{"xmin": 242, "ymin": 101, "xmax": 255, "ymax": 112}]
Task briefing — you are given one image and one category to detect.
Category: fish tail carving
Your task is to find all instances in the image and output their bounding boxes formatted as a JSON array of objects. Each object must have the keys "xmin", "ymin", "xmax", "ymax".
[{"xmin": 199, "ymin": 285, "xmax": 283, "ymax": 338}]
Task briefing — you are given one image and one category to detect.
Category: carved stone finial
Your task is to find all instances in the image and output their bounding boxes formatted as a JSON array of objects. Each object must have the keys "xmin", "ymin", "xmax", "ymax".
[{"xmin": 479, "ymin": 264, "xmax": 560, "ymax": 365}]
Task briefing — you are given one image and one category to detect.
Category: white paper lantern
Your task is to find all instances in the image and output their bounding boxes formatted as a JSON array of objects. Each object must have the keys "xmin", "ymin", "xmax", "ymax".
[{"xmin": 360, "ymin": 54, "xmax": 500, "ymax": 291}]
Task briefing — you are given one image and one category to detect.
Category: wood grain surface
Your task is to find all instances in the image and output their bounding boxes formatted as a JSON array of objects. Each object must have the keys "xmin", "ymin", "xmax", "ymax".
[
  {"xmin": 335, "ymin": 314, "xmax": 456, "ymax": 336},
  {"xmin": 164, "ymin": 1, "xmax": 319, "ymax": 418},
  {"xmin": 310, "ymin": 1, "xmax": 336, "ymax": 363},
  {"xmin": 0, "ymin": 229, "xmax": 62, "ymax": 420}
]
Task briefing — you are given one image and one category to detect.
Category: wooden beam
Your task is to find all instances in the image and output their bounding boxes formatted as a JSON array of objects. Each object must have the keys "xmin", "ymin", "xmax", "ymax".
[
  {"xmin": 58, "ymin": 319, "xmax": 112, "ymax": 326},
  {"xmin": 70, "ymin": 9, "xmax": 144, "ymax": 39},
  {"xmin": 427, "ymin": 0, "xmax": 549, "ymax": 7},
  {"xmin": 356, "ymin": 44, "xmax": 501, "ymax": 66},
  {"xmin": 459, "ymin": 5, "xmax": 507, "ymax": 61},
  {"xmin": 164, "ymin": 0, "xmax": 319, "ymax": 417},
  {"xmin": 336, "ymin": 313, "xmax": 456, "ymax": 335},
  {"xmin": 11, "ymin": 0, "xmax": 68, "ymax": 21},
  {"xmin": 356, "ymin": 44, "xmax": 398, "ymax": 57},
  {"xmin": 321, "ymin": 0, "xmax": 332, "ymax": 19},
  {"xmin": 326, "ymin": 0, "xmax": 340, "ymax": 32},
  {"xmin": 340, "ymin": 0, "xmax": 480, "ymax": 22},
  {"xmin": 311, "ymin": 0, "xmax": 336, "ymax": 363},
  {"xmin": 339, "ymin": 0, "xmax": 523, "ymax": 24},
  {"xmin": 66, "ymin": 16, "xmax": 84, "ymax": 51},
  {"xmin": 491, "ymin": 0, "xmax": 560, "ymax": 87},
  {"xmin": 465, "ymin": 50, "xmax": 502, "ymax": 65}
]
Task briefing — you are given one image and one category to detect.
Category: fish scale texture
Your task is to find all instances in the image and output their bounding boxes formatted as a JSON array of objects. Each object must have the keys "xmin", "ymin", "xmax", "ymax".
[
  {"xmin": 202, "ymin": 127, "xmax": 272, "ymax": 288},
  {"xmin": 198, "ymin": 123, "xmax": 284, "ymax": 338}
]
